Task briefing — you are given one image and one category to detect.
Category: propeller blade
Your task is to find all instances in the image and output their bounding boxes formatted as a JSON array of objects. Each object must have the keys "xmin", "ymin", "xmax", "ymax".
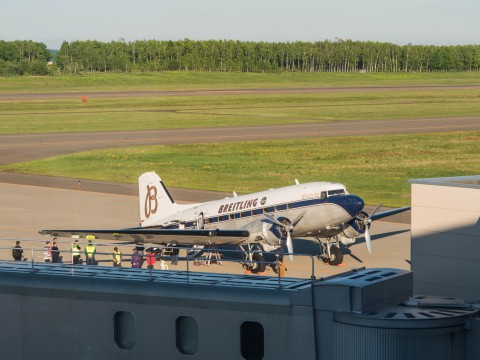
[
  {"xmin": 365, "ymin": 226, "xmax": 372, "ymax": 253},
  {"xmin": 286, "ymin": 231, "xmax": 294, "ymax": 261},
  {"xmin": 290, "ymin": 210, "xmax": 306, "ymax": 227},
  {"xmin": 370, "ymin": 203, "xmax": 383, "ymax": 218},
  {"xmin": 264, "ymin": 213, "xmax": 300, "ymax": 261},
  {"xmin": 263, "ymin": 214, "xmax": 285, "ymax": 228}
]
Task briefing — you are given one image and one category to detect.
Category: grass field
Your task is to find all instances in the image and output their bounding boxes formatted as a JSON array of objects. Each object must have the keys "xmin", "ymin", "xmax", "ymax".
[
  {"xmin": 2, "ymin": 88, "xmax": 480, "ymax": 134},
  {"xmin": 1, "ymin": 71, "xmax": 480, "ymax": 93},
  {"xmin": 1, "ymin": 71, "xmax": 479, "ymax": 206},
  {"xmin": 2, "ymin": 131, "xmax": 478, "ymax": 207}
]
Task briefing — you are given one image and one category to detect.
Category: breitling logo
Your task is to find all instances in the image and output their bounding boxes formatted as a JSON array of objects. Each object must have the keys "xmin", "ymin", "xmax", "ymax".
[
  {"xmin": 144, "ymin": 185, "xmax": 158, "ymax": 218},
  {"xmin": 218, "ymin": 198, "xmax": 259, "ymax": 214}
]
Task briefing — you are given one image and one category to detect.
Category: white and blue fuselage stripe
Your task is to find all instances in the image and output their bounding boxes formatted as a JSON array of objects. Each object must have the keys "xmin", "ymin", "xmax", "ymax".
[{"xmin": 159, "ymin": 182, "xmax": 364, "ymax": 237}]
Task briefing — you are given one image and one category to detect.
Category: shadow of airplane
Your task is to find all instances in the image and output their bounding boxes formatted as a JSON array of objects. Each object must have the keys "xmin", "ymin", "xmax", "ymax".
[
  {"xmin": 349, "ymin": 229, "xmax": 410, "ymax": 247},
  {"xmin": 185, "ymin": 229, "xmax": 411, "ymax": 265},
  {"xmin": 291, "ymin": 229, "xmax": 411, "ymax": 264},
  {"xmin": 343, "ymin": 229, "xmax": 410, "ymax": 264}
]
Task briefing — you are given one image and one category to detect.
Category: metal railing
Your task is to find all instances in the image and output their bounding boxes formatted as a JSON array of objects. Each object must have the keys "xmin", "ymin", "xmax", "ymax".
[{"xmin": 0, "ymin": 239, "xmax": 317, "ymax": 289}]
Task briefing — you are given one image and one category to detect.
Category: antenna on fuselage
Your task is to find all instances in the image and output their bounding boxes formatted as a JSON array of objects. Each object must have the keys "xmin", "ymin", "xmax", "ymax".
[{"xmin": 294, "ymin": 179, "xmax": 300, "ymax": 185}]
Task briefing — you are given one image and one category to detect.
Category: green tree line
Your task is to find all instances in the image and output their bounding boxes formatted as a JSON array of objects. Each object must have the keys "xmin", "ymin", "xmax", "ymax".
[
  {"xmin": 0, "ymin": 40, "xmax": 52, "ymax": 75},
  {"xmin": 2, "ymin": 39, "xmax": 480, "ymax": 75},
  {"xmin": 55, "ymin": 39, "xmax": 480, "ymax": 73}
]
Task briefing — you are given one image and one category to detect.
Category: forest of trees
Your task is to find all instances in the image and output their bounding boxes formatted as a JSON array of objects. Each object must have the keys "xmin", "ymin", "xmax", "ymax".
[
  {"xmin": 2, "ymin": 39, "xmax": 480, "ymax": 75},
  {"xmin": 0, "ymin": 40, "xmax": 52, "ymax": 75},
  {"xmin": 55, "ymin": 39, "xmax": 480, "ymax": 73}
]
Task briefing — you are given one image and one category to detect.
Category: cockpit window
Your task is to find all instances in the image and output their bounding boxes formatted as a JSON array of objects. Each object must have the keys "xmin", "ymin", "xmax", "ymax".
[{"xmin": 327, "ymin": 189, "xmax": 345, "ymax": 196}]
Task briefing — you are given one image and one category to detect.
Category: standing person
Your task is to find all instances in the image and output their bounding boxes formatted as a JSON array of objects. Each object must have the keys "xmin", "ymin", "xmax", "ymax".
[
  {"xmin": 72, "ymin": 240, "xmax": 81, "ymax": 265},
  {"xmin": 146, "ymin": 251, "xmax": 156, "ymax": 269},
  {"xmin": 135, "ymin": 245, "xmax": 145, "ymax": 268},
  {"xmin": 12, "ymin": 241, "xmax": 23, "ymax": 261},
  {"xmin": 273, "ymin": 247, "xmax": 286, "ymax": 276},
  {"xmin": 276, "ymin": 259, "xmax": 286, "ymax": 277},
  {"xmin": 131, "ymin": 249, "xmax": 142, "ymax": 268},
  {"xmin": 51, "ymin": 239, "xmax": 60, "ymax": 263},
  {"xmin": 171, "ymin": 247, "xmax": 179, "ymax": 266},
  {"xmin": 159, "ymin": 258, "xmax": 169, "ymax": 270},
  {"xmin": 84, "ymin": 240, "xmax": 96, "ymax": 265},
  {"xmin": 112, "ymin": 247, "xmax": 122, "ymax": 267},
  {"xmin": 43, "ymin": 241, "xmax": 52, "ymax": 263}
]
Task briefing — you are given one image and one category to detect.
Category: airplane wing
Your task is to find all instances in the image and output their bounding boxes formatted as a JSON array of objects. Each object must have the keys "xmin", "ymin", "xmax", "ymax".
[
  {"xmin": 370, "ymin": 206, "xmax": 411, "ymax": 221},
  {"xmin": 39, "ymin": 228, "xmax": 251, "ymax": 246}
]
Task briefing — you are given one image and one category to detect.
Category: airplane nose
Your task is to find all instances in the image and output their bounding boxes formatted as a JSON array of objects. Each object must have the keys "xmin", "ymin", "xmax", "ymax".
[{"xmin": 328, "ymin": 195, "xmax": 364, "ymax": 217}]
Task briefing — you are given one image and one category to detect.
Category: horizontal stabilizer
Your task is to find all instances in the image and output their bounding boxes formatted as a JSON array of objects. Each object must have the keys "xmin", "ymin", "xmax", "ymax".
[{"xmin": 39, "ymin": 228, "xmax": 250, "ymax": 246}]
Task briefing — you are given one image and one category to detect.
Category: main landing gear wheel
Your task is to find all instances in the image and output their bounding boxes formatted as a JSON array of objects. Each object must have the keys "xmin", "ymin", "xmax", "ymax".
[
  {"xmin": 327, "ymin": 244, "xmax": 343, "ymax": 266},
  {"xmin": 250, "ymin": 253, "xmax": 267, "ymax": 274}
]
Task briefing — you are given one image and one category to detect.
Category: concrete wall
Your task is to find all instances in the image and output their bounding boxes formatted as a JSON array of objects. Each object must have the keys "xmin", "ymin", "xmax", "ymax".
[{"xmin": 410, "ymin": 176, "xmax": 480, "ymax": 299}]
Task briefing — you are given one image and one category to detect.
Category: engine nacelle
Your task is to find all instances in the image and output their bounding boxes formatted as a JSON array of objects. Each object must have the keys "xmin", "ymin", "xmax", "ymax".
[
  {"xmin": 241, "ymin": 220, "xmax": 282, "ymax": 247},
  {"xmin": 337, "ymin": 211, "xmax": 368, "ymax": 245}
]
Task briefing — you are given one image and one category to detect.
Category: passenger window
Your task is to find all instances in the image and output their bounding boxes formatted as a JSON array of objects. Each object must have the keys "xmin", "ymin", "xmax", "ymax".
[
  {"xmin": 114, "ymin": 311, "xmax": 136, "ymax": 350},
  {"xmin": 241, "ymin": 321, "xmax": 264, "ymax": 360},
  {"xmin": 176, "ymin": 316, "xmax": 198, "ymax": 355}
]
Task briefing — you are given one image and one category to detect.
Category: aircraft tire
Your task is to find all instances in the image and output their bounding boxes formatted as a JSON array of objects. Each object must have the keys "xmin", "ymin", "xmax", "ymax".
[
  {"xmin": 328, "ymin": 245, "xmax": 344, "ymax": 266},
  {"xmin": 251, "ymin": 253, "xmax": 267, "ymax": 274}
]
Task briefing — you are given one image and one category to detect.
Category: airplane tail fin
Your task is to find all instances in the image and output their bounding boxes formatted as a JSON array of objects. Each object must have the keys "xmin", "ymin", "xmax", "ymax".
[{"xmin": 139, "ymin": 172, "xmax": 178, "ymax": 227}]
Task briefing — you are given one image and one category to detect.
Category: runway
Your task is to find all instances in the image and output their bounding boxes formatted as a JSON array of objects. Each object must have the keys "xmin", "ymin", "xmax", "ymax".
[
  {"xmin": 2, "ymin": 84, "xmax": 480, "ymax": 100},
  {"xmin": 1, "ymin": 116, "xmax": 479, "ymax": 164}
]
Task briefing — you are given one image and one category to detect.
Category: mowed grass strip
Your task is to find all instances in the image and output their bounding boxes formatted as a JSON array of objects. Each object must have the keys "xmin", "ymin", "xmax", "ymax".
[
  {"xmin": 2, "ymin": 131, "xmax": 478, "ymax": 207},
  {"xmin": 2, "ymin": 89, "xmax": 480, "ymax": 134},
  {"xmin": 1, "ymin": 71, "xmax": 480, "ymax": 93}
]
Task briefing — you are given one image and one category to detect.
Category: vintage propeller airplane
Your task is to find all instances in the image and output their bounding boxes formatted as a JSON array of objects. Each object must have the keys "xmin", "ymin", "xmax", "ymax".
[{"xmin": 41, "ymin": 172, "xmax": 410, "ymax": 272}]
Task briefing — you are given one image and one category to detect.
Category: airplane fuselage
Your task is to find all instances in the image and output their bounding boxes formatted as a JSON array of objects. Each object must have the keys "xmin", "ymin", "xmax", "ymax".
[{"xmin": 151, "ymin": 182, "xmax": 365, "ymax": 243}]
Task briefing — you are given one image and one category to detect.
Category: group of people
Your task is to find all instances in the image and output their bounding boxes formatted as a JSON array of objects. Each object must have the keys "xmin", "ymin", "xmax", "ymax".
[
  {"xmin": 12, "ymin": 240, "xmax": 60, "ymax": 263},
  {"xmin": 12, "ymin": 240, "xmax": 174, "ymax": 270},
  {"xmin": 43, "ymin": 239, "xmax": 61, "ymax": 263},
  {"xmin": 130, "ymin": 248, "xmax": 169, "ymax": 270}
]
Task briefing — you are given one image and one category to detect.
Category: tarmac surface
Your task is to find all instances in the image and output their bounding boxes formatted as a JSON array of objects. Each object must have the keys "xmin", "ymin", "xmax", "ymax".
[{"xmin": 0, "ymin": 181, "xmax": 411, "ymax": 279}]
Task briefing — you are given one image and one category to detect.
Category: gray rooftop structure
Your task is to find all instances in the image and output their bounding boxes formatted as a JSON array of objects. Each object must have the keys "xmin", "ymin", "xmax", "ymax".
[{"xmin": 0, "ymin": 262, "xmax": 479, "ymax": 359}]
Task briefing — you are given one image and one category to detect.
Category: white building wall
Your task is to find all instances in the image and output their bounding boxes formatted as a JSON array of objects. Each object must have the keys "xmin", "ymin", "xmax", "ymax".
[{"xmin": 410, "ymin": 176, "xmax": 480, "ymax": 300}]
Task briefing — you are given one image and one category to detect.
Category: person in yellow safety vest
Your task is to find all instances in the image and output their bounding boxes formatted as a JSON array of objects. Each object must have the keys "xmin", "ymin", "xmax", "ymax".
[
  {"xmin": 72, "ymin": 240, "xmax": 81, "ymax": 265},
  {"xmin": 112, "ymin": 247, "xmax": 122, "ymax": 267},
  {"xmin": 159, "ymin": 258, "xmax": 169, "ymax": 270},
  {"xmin": 84, "ymin": 240, "xmax": 96, "ymax": 265}
]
